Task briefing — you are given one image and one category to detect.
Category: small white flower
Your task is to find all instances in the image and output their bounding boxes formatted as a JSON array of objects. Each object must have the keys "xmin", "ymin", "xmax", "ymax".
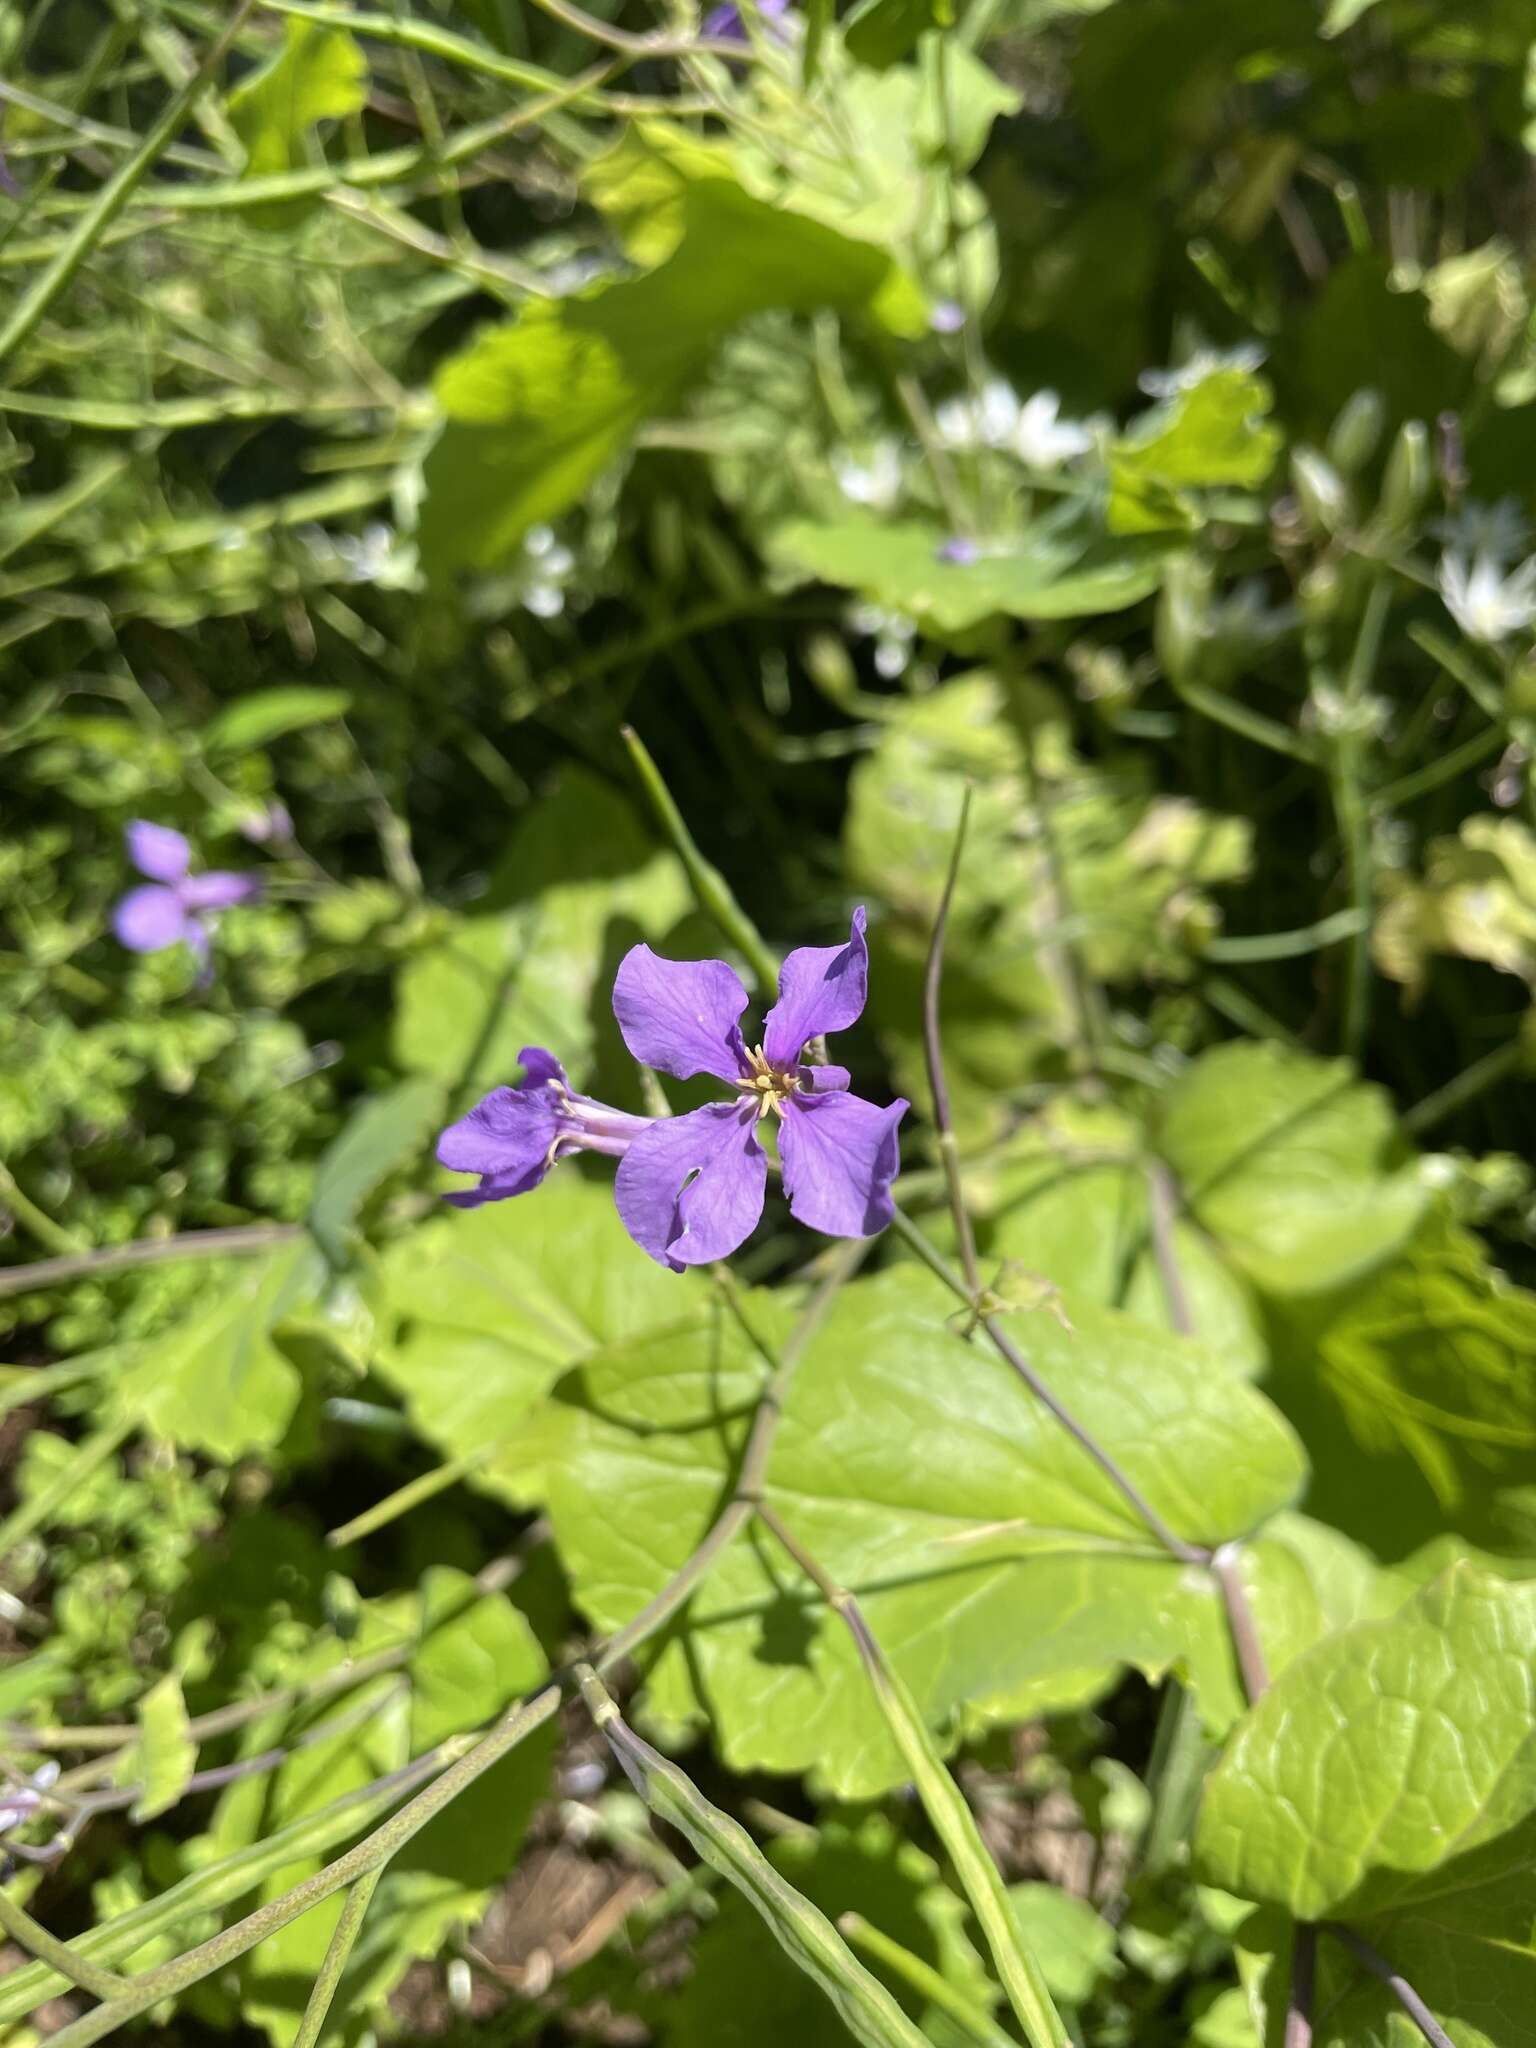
[
  {"xmin": 833, "ymin": 441, "xmax": 904, "ymax": 510},
  {"xmin": 0, "ymin": 1761, "xmax": 58, "ymax": 1838},
  {"xmin": 1433, "ymin": 496, "xmax": 1529, "ymax": 566},
  {"xmin": 1139, "ymin": 342, "xmax": 1266, "ymax": 399},
  {"xmin": 1439, "ymin": 549, "xmax": 1536, "ymax": 644},
  {"xmin": 1012, "ymin": 390, "xmax": 1095, "ymax": 467},
  {"xmin": 520, "ymin": 525, "xmax": 575, "ymax": 618}
]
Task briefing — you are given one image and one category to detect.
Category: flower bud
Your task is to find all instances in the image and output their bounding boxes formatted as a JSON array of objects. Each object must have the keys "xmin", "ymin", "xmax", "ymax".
[
  {"xmin": 1326, "ymin": 388, "xmax": 1386, "ymax": 476},
  {"xmin": 1155, "ymin": 554, "xmax": 1212, "ymax": 686},
  {"xmin": 1376, "ymin": 419, "xmax": 1431, "ymax": 535},
  {"xmin": 1290, "ymin": 447, "xmax": 1351, "ymax": 536}
]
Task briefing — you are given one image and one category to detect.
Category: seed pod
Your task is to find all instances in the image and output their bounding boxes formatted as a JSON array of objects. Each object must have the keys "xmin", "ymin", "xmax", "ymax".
[
  {"xmin": 1376, "ymin": 419, "xmax": 1431, "ymax": 534},
  {"xmin": 1290, "ymin": 447, "xmax": 1351, "ymax": 536}
]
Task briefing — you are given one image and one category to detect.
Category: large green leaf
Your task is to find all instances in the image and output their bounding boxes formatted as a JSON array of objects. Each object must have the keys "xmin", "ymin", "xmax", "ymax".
[
  {"xmin": 1107, "ymin": 368, "xmax": 1281, "ymax": 534},
  {"xmin": 1200, "ymin": 1567, "xmax": 1536, "ymax": 2048},
  {"xmin": 529, "ymin": 1266, "xmax": 1305, "ymax": 1795},
  {"xmin": 114, "ymin": 1241, "xmax": 324, "ymax": 1460},
  {"xmin": 767, "ymin": 511, "xmax": 1172, "ymax": 631},
  {"xmin": 1154, "ymin": 1041, "xmax": 1427, "ymax": 1297},
  {"xmin": 392, "ymin": 765, "xmax": 690, "ymax": 1096},
  {"xmin": 308, "ymin": 1074, "xmax": 445, "ymax": 1268},
  {"xmin": 419, "ymin": 124, "xmax": 925, "ymax": 576},
  {"xmin": 203, "ymin": 1567, "xmax": 553, "ymax": 2048},
  {"xmin": 376, "ymin": 1173, "xmax": 724, "ymax": 1505}
]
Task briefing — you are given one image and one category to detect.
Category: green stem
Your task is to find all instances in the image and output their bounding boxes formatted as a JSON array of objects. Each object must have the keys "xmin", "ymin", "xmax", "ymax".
[
  {"xmin": 0, "ymin": 1225, "xmax": 306, "ymax": 1301},
  {"xmin": 292, "ymin": 1869, "xmax": 381, "ymax": 2048},
  {"xmin": 839, "ymin": 1914, "xmax": 1019, "ymax": 2048},
  {"xmin": 619, "ymin": 724, "xmax": 782, "ymax": 995},
  {"xmin": 1171, "ymin": 677, "xmax": 1318, "ymax": 764},
  {"xmin": 0, "ymin": 1163, "xmax": 83, "ymax": 1257},
  {"xmin": 1138, "ymin": 1680, "xmax": 1208, "ymax": 1877},
  {"xmin": 1401, "ymin": 1036, "xmax": 1527, "ymax": 1138},
  {"xmin": 0, "ymin": 1890, "xmax": 130, "ymax": 2003},
  {"xmin": 0, "ymin": 0, "xmax": 255, "ymax": 371},
  {"xmin": 1202, "ymin": 907, "xmax": 1367, "ymax": 964},
  {"xmin": 0, "ymin": 1415, "xmax": 134, "ymax": 1562},
  {"xmin": 326, "ymin": 1447, "xmax": 499, "ymax": 1548}
]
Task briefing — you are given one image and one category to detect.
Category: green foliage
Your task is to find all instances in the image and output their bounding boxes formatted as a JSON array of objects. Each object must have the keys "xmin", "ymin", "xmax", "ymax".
[{"xmin": 7, "ymin": 2, "xmax": 1536, "ymax": 2044}]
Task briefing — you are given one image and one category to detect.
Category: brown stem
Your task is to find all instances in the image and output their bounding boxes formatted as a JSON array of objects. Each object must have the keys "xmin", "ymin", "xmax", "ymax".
[
  {"xmin": 1285, "ymin": 1923, "xmax": 1316, "ymax": 2048},
  {"xmin": 0, "ymin": 1224, "xmax": 306, "ymax": 1298},
  {"xmin": 1326, "ymin": 1927, "xmax": 1455, "ymax": 2048}
]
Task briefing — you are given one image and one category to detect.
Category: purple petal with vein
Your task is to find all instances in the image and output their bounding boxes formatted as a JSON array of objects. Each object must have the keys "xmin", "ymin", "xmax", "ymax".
[
  {"xmin": 612, "ymin": 945, "xmax": 751, "ymax": 1082},
  {"xmin": 778, "ymin": 1087, "xmax": 907, "ymax": 1238},
  {"xmin": 762, "ymin": 906, "xmax": 869, "ymax": 1068},
  {"xmin": 179, "ymin": 870, "xmax": 262, "ymax": 912},
  {"xmin": 614, "ymin": 1102, "xmax": 766, "ymax": 1269}
]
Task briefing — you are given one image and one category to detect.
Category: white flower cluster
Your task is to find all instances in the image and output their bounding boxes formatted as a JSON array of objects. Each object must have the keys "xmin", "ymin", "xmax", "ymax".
[
  {"xmin": 1437, "ymin": 498, "xmax": 1536, "ymax": 645},
  {"xmin": 933, "ymin": 380, "xmax": 1095, "ymax": 468}
]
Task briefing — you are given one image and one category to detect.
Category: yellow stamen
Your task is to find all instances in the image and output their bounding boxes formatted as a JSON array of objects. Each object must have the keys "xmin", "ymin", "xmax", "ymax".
[{"xmin": 735, "ymin": 1043, "xmax": 800, "ymax": 1120}]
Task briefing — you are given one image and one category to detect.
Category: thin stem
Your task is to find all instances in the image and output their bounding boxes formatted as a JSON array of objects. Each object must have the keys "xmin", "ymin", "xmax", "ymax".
[
  {"xmin": 1202, "ymin": 907, "xmax": 1367, "ymax": 964},
  {"xmin": 1143, "ymin": 1160, "xmax": 1195, "ymax": 1337},
  {"xmin": 619, "ymin": 724, "xmax": 782, "ymax": 996},
  {"xmin": 292, "ymin": 1869, "xmax": 381, "ymax": 2048},
  {"xmin": 0, "ymin": 1224, "xmax": 306, "ymax": 1299},
  {"xmin": 0, "ymin": 1891, "xmax": 129, "ymax": 2002},
  {"xmin": 840, "ymin": 1915, "xmax": 1018, "ymax": 2048},
  {"xmin": 1333, "ymin": 578, "xmax": 1392, "ymax": 1060},
  {"xmin": 0, "ymin": 1163, "xmax": 83, "ymax": 1257},
  {"xmin": 1285, "ymin": 1923, "xmax": 1316, "ymax": 2048},
  {"xmin": 0, "ymin": 1416, "xmax": 134, "ymax": 1562},
  {"xmin": 39, "ymin": 1687, "xmax": 564, "ymax": 2048},
  {"xmin": 0, "ymin": 0, "xmax": 256, "ymax": 371},
  {"xmin": 922, "ymin": 784, "xmax": 983, "ymax": 1305},
  {"xmin": 1210, "ymin": 1543, "xmax": 1270, "ymax": 1701},
  {"xmin": 326, "ymin": 1446, "xmax": 498, "ymax": 1548},
  {"xmin": 1325, "ymin": 1927, "xmax": 1455, "ymax": 2048},
  {"xmin": 1138, "ymin": 1680, "xmax": 1207, "ymax": 1876},
  {"xmin": 1400, "ymin": 1035, "xmax": 1526, "ymax": 1138},
  {"xmin": 597, "ymin": 1240, "xmax": 865, "ymax": 1672},
  {"xmin": 886, "ymin": 1204, "xmax": 1208, "ymax": 1566},
  {"xmin": 1171, "ymin": 676, "xmax": 1318, "ymax": 764}
]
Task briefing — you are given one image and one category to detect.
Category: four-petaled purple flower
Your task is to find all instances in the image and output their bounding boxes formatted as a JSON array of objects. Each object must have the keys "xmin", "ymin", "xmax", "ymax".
[
  {"xmin": 112, "ymin": 821, "xmax": 262, "ymax": 963},
  {"xmin": 436, "ymin": 908, "xmax": 908, "ymax": 1271}
]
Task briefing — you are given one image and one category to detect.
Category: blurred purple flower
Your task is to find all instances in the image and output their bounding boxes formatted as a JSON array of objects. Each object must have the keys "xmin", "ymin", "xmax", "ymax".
[
  {"xmin": 113, "ymin": 821, "xmax": 262, "ymax": 963},
  {"xmin": 936, "ymin": 537, "xmax": 980, "ymax": 565},
  {"xmin": 436, "ymin": 1049, "xmax": 656, "ymax": 1208},
  {"xmin": 438, "ymin": 909, "xmax": 907, "ymax": 1271},
  {"xmin": 930, "ymin": 299, "xmax": 966, "ymax": 335},
  {"xmin": 703, "ymin": 0, "xmax": 790, "ymax": 41},
  {"xmin": 239, "ymin": 800, "xmax": 294, "ymax": 845}
]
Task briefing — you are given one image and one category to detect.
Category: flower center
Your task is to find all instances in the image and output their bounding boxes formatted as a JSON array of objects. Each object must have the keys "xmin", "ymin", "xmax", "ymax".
[{"xmin": 736, "ymin": 1043, "xmax": 800, "ymax": 1120}]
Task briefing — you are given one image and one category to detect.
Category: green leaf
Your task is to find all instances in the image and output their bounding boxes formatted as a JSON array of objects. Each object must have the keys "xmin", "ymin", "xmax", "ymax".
[
  {"xmin": 1375, "ymin": 812, "xmax": 1536, "ymax": 998},
  {"xmin": 1268, "ymin": 1210, "xmax": 1536, "ymax": 1555},
  {"xmin": 533, "ymin": 1266, "xmax": 1305, "ymax": 1794},
  {"xmin": 1199, "ymin": 1566, "xmax": 1536, "ymax": 2048},
  {"xmin": 115, "ymin": 1242, "xmax": 323, "ymax": 1459},
  {"xmin": 392, "ymin": 765, "xmax": 690, "ymax": 1095},
  {"xmin": 844, "ymin": 0, "xmax": 945, "ymax": 69},
  {"xmin": 308, "ymin": 1074, "xmax": 445, "ymax": 1268},
  {"xmin": 1107, "ymin": 368, "xmax": 1281, "ymax": 534},
  {"xmin": 203, "ymin": 685, "xmax": 352, "ymax": 756},
  {"xmin": 767, "ymin": 510, "xmax": 1173, "ymax": 632},
  {"xmin": 673, "ymin": 1815, "xmax": 993, "ymax": 2048},
  {"xmin": 128, "ymin": 1672, "xmax": 196, "ymax": 1823},
  {"xmin": 1320, "ymin": 0, "xmax": 1383, "ymax": 32},
  {"xmin": 227, "ymin": 20, "xmax": 368, "ymax": 180},
  {"xmin": 1007, "ymin": 1886, "xmax": 1120, "ymax": 2008},
  {"xmin": 376, "ymin": 1173, "xmax": 715, "ymax": 1505},
  {"xmin": 1154, "ymin": 1041, "xmax": 1427, "ymax": 1297},
  {"xmin": 205, "ymin": 1567, "xmax": 554, "ymax": 2048},
  {"xmin": 419, "ymin": 123, "xmax": 924, "ymax": 577}
]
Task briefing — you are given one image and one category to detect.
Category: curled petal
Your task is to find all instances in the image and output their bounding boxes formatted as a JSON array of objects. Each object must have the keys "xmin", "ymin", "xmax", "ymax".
[
  {"xmin": 517, "ymin": 1045, "xmax": 569, "ymax": 1090},
  {"xmin": 125, "ymin": 820, "xmax": 191, "ymax": 882},
  {"xmin": 179, "ymin": 869, "xmax": 262, "ymax": 913},
  {"xmin": 779, "ymin": 1088, "xmax": 907, "ymax": 1239},
  {"xmin": 113, "ymin": 885, "xmax": 191, "ymax": 954},
  {"xmin": 436, "ymin": 1081, "xmax": 558, "ymax": 1195},
  {"xmin": 762, "ymin": 907, "xmax": 869, "ymax": 1068},
  {"xmin": 796, "ymin": 1064, "xmax": 850, "ymax": 1094},
  {"xmin": 612, "ymin": 945, "xmax": 750, "ymax": 1082},
  {"xmin": 614, "ymin": 1102, "xmax": 766, "ymax": 1270}
]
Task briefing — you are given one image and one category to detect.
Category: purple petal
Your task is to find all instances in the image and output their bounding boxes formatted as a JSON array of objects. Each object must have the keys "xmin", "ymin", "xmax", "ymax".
[
  {"xmin": 179, "ymin": 870, "xmax": 262, "ymax": 912},
  {"xmin": 436, "ymin": 1075, "xmax": 559, "ymax": 1194},
  {"xmin": 779, "ymin": 1088, "xmax": 907, "ymax": 1238},
  {"xmin": 614, "ymin": 1102, "xmax": 766, "ymax": 1270},
  {"xmin": 113, "ymin": 885, "xmax": 192, "ymax": 953},
  {"xmin": 797, "ymin": 1064, "xmax": 850, "ymax": 1093},
  {"xmin": 761, "ymin": 907, "xmax": 869, "ymax": 1069},
  {"xmin": 612, "ymin": 945, "xmax": 751, "ymax": 1083},
  {"xmin": 125, "ymin": 821, "xmax": 191, "ymax": 882},
  {"xmin": 517, "ymin": 1045, "xmax": 569, "ymax": 1089}
]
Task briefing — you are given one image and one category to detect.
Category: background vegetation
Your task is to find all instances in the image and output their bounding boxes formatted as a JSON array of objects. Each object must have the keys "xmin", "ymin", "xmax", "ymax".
[{"xmin": 4, "ymin": 2, "xmax": 1536, "ymax": 2045}]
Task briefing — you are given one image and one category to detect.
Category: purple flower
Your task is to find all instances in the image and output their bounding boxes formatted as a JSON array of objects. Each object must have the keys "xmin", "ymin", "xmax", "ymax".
[
  {"xmin": 437, "ymin": 909, "xmax": 908, "ymax": 1271},
  {"xmin": 703, "ymin": 0, "xmax": 790, "ymax": 41},
  {"xmin": 112, "ymin": 821, "xmax": 262, "ymax": 962},
  {"xmin": 936, "ymin": 536, "xmax": 980, "ymax": 566},
  {"xmin": 436, "ymin": 1050, "xmax": 656, "ymax": 1208},
  {"xmin": 239, "ymin": 800, "xmax": 294, "ymax": 845}
]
